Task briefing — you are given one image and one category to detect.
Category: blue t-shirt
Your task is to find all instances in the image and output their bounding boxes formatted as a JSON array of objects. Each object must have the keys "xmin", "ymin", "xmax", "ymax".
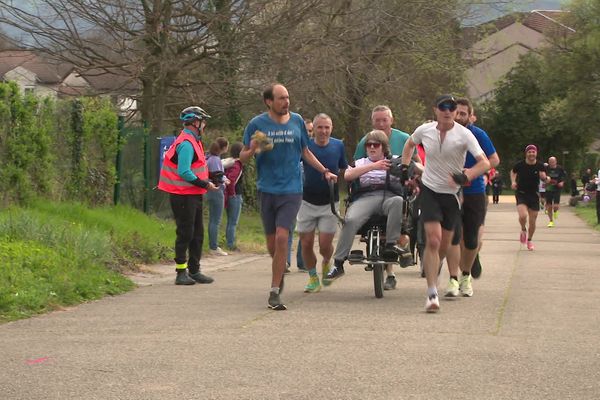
[
  {"xmin": 303, "ymin": 138, "xmax": 348, "ymax": 205},
  {"xmin": 243, "ymin": 112, "xmax": 309, "ymax": 194},
  {"xmin": 463, "ymin": 124, "xmax": 496, "ymax": 194}
]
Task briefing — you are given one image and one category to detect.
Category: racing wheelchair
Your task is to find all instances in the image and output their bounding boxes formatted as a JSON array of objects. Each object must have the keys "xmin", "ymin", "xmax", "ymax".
[{"xmin": 328, "ymin": 164, "xmax": 416, "ymax": 298}]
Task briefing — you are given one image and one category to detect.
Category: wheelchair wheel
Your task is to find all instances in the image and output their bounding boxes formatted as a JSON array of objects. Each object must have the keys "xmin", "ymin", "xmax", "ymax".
[{"xmin": 373, "ymin": 263, "xmax": 384, "ymax": 298}]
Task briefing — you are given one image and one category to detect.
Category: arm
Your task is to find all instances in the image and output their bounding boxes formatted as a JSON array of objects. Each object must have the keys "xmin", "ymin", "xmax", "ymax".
[
  {"xmin": 464, "ymin": 154, "xmax": 490, "ymax": 182},
  {"xmin": 488, "ymin": 152, "xmax": 500, "ymax": 169},
  {"xmin": 510, "ymin": 170, "xmax": 518, "ymax": 190},
  {"xmin": 401, "ymin": 137, "xmax": 416, "ymax": 166},
  {"xmin": 344, "ymin": 159, "xmax": 389, "ymax": 182},
  {"xmin": 176, "ymin": 142, "xmax": 216, "ymax": 190}
]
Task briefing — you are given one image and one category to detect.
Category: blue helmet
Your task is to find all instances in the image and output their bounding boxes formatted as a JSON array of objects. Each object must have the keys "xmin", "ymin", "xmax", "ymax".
[{"xmin": 180, "ymin": 106, "xmax": 211, "ymax": 123}]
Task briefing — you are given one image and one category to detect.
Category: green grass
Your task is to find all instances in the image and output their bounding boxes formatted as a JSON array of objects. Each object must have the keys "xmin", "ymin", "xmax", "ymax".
[
  {"xmin": 0, "ymin": 199, "xmax": 268, "ymax": 322},
  {"xmin": 574, "ymin": 199, "xmax": 600, "ymax": 231}
]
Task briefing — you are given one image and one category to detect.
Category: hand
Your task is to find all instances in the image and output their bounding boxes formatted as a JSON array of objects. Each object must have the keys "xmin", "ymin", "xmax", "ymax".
[
  {"xmin": 558, "ymin": 181, "xmax": 564, "ymax": 188},
  {"xmin": 324, "ymin": 171, "xmax": 338, "ymax": 183},
  {"xmin": 511, "ymin": 182, "xmax": 517, "ymax": 190},
  {"xmin": 400, "ymin": 164, "xmax": 409, "ymax": 183},
  {"xmin": 451, "ymin": 171, "xmax": 469, "ymax": 186},
  {"xmin": 224, "ymin": 177, "xmax": 231, "ymax": 186},
  {"xmin": 251, "ymin": 130, "xmax": 273, "ymax": 153},
  {"xmin": 373, "ymin": 159, "xmax": 391, "ymax": 171},
  {"xmin": 206, "ymin": 182, "xmax": 219, "ymax": 192}
]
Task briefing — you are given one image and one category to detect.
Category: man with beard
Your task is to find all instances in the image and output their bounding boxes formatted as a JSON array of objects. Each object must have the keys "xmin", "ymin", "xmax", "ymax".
[
  {"xmin": 240, "ymin": 83, "xmax": 337, "ymax": 311},
  {"xmin": 444, "ymin": 98, "xmax": 499, "ymax": 298},
  {"xmin": 544, "ymin": 156, "xmax": 566, "ymax": 227},
  {"xmin": 510, "ymin": 145, "xmax": 548, "ymax": 251}
]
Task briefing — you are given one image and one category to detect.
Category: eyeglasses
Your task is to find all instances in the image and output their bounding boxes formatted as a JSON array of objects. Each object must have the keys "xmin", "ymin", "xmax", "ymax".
[
  {"xmin": 437, "ymin": 102, "xmax": 457, "ymax": 112},
  {"xmin": 366, "ymin": 142, "xmax": 381, "ymax": 149}
]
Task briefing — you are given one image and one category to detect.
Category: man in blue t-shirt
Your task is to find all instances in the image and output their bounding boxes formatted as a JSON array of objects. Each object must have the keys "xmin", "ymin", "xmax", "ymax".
[
  {"xmin": 444, "ymin": 98, "xmax": 500, "ymax": 298},
  {"xmin": 295, "ymin": 113, "xmax": 348, "ymax": 294},
  {"xmin": 240, "ymin": 83, "xmax": 337, "ymax": 311}
]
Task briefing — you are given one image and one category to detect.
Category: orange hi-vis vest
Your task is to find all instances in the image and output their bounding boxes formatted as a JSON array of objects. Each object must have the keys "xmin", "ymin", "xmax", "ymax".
[{"xmin": 158, "ymin": 129, "xmax": 208, "ymax": 195}]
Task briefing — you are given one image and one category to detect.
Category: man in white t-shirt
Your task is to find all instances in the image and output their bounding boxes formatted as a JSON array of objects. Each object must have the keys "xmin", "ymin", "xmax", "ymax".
[{"xmin": 401, "ymin": 94, "xmax": 490, "ymax": 313}]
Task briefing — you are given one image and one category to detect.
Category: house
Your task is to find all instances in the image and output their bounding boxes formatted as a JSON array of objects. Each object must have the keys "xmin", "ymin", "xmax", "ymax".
[
  {"xmin": 463, "ymin": 10, "xmax": 575, "ymax": 102},
  {"xmin": 0, "ymin": 49, "xmax": 138, "ymax": 113}
]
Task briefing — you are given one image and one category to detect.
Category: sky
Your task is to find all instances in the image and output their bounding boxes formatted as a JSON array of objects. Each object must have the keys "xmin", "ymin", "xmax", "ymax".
[{"xmin": 465, "ymin": 0, "xmax": 567, "ymax": 25}]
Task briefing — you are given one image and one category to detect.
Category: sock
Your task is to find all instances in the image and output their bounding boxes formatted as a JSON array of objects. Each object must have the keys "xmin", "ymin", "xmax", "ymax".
[
  {"xmin": 387, "ymin": 273, "xmax": 396, "ymax": 278},
  {"xmin": 462, "ymin": 271, "xmax": 470, "ymax": 277},
  {"xmin": 308, "ymin": 267, "xmax": 317, "ymax": 277},
  {"xmin": 427, "ymin": 287, "xmax": 438, "ymax": 298},
  {"xmin": 527, "ymin": 238, "xmax": 532, "ymax": 242},
  {"xmin": 270, "ymin": 287, "xmax": 280, "ymax": 294},
  {"xmin": 450, "ymin": 275, "xmax": 458, "ymax": 281}
]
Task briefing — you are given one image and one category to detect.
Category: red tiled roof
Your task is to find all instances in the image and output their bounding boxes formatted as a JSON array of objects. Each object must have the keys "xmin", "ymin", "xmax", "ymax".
[{"xmin": 0, "ymin": 50, "xmax": 72, "ymax": 83}]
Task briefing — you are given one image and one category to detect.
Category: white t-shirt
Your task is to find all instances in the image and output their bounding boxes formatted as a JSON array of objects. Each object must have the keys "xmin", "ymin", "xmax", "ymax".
[{"xmin": 411, "ymin": 121, "xmax": 484, "ymax": 194}]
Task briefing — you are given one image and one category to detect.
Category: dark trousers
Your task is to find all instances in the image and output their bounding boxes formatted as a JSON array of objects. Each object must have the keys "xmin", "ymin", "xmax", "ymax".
[
  {"xmin": 596, "ymin": 193, "xmax": 600, "ymax": 224},
  {"xmin": 169, "ymin": 193, "xmax": 204, "ymax": 273}
]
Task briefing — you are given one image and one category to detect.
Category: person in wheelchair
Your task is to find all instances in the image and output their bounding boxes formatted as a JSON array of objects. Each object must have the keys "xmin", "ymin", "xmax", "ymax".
[{"xmin": 325, "ymin": 129, "xmax": 409, "ymax": 282}]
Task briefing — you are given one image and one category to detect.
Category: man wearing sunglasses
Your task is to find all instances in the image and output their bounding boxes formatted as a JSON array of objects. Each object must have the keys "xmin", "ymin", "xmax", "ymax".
[
  {"xmin": 401, "ymin": 95, "xmax": 490, "ymax": 313},
  {"xmin": 351, "ymin": 105, "xmax": 421, "ymax": 290}
]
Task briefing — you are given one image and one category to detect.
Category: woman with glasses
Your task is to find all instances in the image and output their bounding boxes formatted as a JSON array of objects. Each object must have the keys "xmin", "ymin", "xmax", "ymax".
[{"xmin": 324, "ymin": 130, "xmax": 408, "ymax": 283}]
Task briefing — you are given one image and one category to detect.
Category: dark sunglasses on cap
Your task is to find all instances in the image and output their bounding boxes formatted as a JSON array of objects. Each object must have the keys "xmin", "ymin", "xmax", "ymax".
[
  {"xmin": 437, "ymin": 101, "xmax": 457, "ymax": 112},
  {"xmin": 366, "ymin": 142, "xmax": 382, "ymax": 149}
]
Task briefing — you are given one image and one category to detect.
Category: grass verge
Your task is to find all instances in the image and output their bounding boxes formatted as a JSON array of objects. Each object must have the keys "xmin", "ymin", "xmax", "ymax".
[{"xmin": 574, "ymin": 199, "xmax": 600, "ymax": 231}]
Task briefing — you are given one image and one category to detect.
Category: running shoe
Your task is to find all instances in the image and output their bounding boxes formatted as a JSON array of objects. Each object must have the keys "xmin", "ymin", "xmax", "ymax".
[
  {"xmin": 526, "ymin": 241, "xmax": 535, "ymax": 251},
  {"xmin": 324, "ymin": 265, "xmax": 344, "ymax": 283},
  {"xmin": 547, "ymin": 221, "xmax": 554, "ymax": 228},
  {"xmin": 471, "ymin": 254, "xmax": 482, "ymax": 279},
  {"xmin": 210, "ymin": 247, "xmax": 228, "ymax": 256},
  {"xmin": 188, "ymin": 271, "xmax": 214, "ymax": 284},
  {"xmin": 304, "ymin": 275, "xmax": 321, "ymax": 293},
  {"xmin": 267, "ymin": 292, "xmax": 286, "ymax": 310},
  {"xmin": 519, "ymin": 230, "xmax": 527, "ymax": 244},
  {"xmin": 383, "ymin": 275, "xmax": 397, "ymax": 290},
  {"xmin": 322, "ymin": 261, "xmax": 332, "ymax": 286},
  {"xmin": 425, "ymin": 295, "xmax": 440, "ymax": 313},
  {"xmin": 444, "ymin": 278, "xmax": 459, "ymax": 297},
  {"xmin": 553, "ymin": 210, "xmax": 559, "ymax": 220},
  {"xmin": 459, "ymin": 275, "xmax": 473, "ymax": 297}
]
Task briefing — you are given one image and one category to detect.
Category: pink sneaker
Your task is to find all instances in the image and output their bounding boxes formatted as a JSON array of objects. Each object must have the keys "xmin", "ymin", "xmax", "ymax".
[
  {"xmin": 527, "ymin": 241, "xmax": 534, "ymax": 251},
  {"xmin": 519, "ymin": 231, "xmax": 527, "ymax": 244}
]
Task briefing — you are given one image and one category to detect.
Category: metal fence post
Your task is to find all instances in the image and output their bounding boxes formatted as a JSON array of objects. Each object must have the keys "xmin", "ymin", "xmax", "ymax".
[{"xmin": 113, "ymin": 115, "xmax": 125, "ymax": 205}]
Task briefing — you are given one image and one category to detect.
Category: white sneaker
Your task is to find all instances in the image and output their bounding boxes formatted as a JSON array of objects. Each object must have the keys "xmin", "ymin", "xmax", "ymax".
[
  {"xmin": 210, "ymin": 247, "xmax": 228, "ymax": 256},
  {"xmin": 425, "ymin": 295, "xmax": 440, "ymax": 313},
  {"xmin": 444, "ymin": 278, "xmax": 459, "ymax": 297},
  {"xmin": 459, "ymin": 275, "xmax": 473, "ymax": 297}
]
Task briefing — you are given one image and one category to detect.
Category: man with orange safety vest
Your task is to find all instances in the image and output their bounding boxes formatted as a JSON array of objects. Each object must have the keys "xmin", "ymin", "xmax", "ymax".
[{"xmin": 158, "ymin": 106, "xmax": 219, "ymax": 285}]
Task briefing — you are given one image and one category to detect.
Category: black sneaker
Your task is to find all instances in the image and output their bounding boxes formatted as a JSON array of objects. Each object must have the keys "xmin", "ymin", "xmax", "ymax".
[
  {"xmin": 267, "ymin": 292, "xmax": 287, "ymax": 310},
  {"xmin": 383, "ymin": 275, "xmax": 397, "ymax": 290},
  {"xmin": 382, "ymin": 243, "xmax": 410, "ymax": 262},
  {"xmin": 175, "ymin": 271, "xmax": 196, "ymax": 285},
  {"xmin": 323, "ymin": 265, "xmax": 345, "ymax": 282},
  {"xmin": 471, "ymin": 253, "xmax": 482, "ymax": 279},
  {"xmin": 189, "ymin": 271, "xmax": 214, "ymax": 284}
]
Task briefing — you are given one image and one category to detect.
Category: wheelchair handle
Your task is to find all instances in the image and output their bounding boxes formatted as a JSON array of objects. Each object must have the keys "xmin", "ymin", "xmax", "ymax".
[{"xmin": 328, "ymin": 180, "xmax": 345, "ymax": 224}]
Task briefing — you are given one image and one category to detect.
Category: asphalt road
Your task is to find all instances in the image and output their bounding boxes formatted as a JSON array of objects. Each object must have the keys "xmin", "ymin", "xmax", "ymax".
[{"xmin": 1, "ymin": 198, "xmax": 599, "ymax": 399}]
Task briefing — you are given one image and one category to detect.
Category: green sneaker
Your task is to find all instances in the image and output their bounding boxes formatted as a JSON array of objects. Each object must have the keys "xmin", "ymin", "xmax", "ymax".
[
  {"xmin": 459, "ymin": 274, "xmax": 473, "ymax": 297},
  {"xmin": 322, "ymin": 261, "xmax": 332, "ymax": 286},
  {"xmin": 304, "ymin": 275, "xmax": 322, "ymax": 293},
  {"xmin": 444, "ymin": 278, "xmax": 459, "ymax": 297}
]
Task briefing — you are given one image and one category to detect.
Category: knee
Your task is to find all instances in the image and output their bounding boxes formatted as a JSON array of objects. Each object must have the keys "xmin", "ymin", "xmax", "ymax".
[{"xmin": 426, "ymin": 235, "xmax": 442, "ymax": 250}]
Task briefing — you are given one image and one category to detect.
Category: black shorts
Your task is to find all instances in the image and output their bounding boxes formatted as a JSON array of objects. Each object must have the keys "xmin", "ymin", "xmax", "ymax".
[
  {"xmin": 544, "ymin": 190, "xmax": 561, "ymax": 205},
  {"xmin": 258, "ymin": 191, "xmax": 302, "ymax": 235},
  {"xmin": 515, "ymin": 191, "xmax": 540, "ymax": 211},
  {"xmin": 419, "ymin": 184, "xmax": 461, "ymax": 231},
  {"xmin": 461, "ymin": 193, "xmax": 487, "ymax": 249}
]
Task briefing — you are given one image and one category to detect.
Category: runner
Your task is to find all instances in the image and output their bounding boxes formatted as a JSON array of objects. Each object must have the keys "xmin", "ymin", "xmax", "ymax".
[
  {"xmin": 401, "ymin": 95, "xmax": 490, "ymax": 313},
  {"xmin": 510, "ymin": 145, "xmax": 548, "ymax": 250},
  {"xmin": 544, "ymin": 156, "xmax": 566, "ymax": 227}
]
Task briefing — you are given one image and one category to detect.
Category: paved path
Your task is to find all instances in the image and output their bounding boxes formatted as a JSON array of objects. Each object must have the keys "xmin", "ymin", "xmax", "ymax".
[{"xmin": 1, "ymin": 198, "xmax": 599, "ymax": 399}]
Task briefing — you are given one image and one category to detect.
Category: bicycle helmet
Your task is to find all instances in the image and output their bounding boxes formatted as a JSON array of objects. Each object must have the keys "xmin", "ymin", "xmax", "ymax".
[{"xmin": 180, "ymin": 106, "xmax": 211, "ymax": 123}]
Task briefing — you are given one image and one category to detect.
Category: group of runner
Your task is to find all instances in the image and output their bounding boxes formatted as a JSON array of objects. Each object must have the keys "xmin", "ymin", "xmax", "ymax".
[{"xmin": 160, "ymin": 82, "xmax": 563, "ymax": 313}]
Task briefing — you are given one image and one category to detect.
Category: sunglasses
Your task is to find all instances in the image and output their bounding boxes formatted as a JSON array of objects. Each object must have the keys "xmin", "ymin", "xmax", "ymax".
[
  {"xmin": 437, "ymin": 102, "xmax": 457, "ymax": 112},
  {"xmin": 366, "ymin": 142, "xmax": 382, "ymax": 149}
]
